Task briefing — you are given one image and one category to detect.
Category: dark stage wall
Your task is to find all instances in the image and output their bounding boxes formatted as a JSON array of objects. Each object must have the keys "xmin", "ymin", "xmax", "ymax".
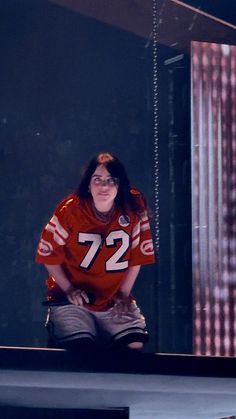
[
  {"xmin": 0, "ymin": 0, "xmax": 157, "ymax": 349},
  {"xmin": 0, "ymin": 0, "xmax": 195, "ymax": 355}
]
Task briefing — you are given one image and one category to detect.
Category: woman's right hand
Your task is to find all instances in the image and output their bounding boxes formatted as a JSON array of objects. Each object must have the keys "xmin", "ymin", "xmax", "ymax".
[{"xmin": 66, "ymin": 286, "xmax": 89, "ymax": 306}]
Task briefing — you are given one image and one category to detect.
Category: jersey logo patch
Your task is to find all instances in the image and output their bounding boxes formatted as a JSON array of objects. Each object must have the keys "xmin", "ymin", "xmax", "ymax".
[
  {"xmin": 118, "ymin": 215, "xmax": 130, "ymax": 227},
  {"xmin": 38, "ymin": 239, "xmax": 53, "ymax": 256},
  {"xmin": 140, "ymin": 239, "xmax": 154, "ymax": 256}
]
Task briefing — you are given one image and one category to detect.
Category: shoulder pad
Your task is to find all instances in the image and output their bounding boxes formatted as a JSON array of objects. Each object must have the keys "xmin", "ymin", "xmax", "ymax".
[{"xmin": 57, "ymin": 194, "xmax": 79, "ymax": 213}]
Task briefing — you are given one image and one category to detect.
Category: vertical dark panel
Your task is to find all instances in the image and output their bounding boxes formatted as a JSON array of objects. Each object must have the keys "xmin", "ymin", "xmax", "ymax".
[
  {"xmin": 158, "ymin": 48, "xmax": 192, "ymax": 353},
  {"xmin": 0, "ymin": 1, "xmax": 156, "ymax": 348}
]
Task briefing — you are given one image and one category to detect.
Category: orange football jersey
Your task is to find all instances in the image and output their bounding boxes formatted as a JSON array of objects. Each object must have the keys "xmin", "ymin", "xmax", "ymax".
[{"xmin": 36, "ymin": 191, "xmax": 155, "ymax": 311}]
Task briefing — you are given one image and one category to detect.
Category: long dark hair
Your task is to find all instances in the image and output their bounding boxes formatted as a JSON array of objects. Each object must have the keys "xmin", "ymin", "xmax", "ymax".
[{"xmin": 76, "ymin": 152, "xmax": 144, "ymax": 215}]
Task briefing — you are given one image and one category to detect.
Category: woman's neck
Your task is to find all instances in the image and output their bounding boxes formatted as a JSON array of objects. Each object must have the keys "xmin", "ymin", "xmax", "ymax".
[
  {"xmin": 92, "ymin": 202, "xmax": 115, "ymax": 222},
  {"xmin": 96, "ymin": 207, "xmax": 111, "ymax": 214},
  {"xmin": 93, "ymin": 201, "xmax": 114, "ymax": 213}
]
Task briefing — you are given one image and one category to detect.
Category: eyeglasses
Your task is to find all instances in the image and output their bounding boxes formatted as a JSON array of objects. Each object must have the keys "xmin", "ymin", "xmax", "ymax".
[{"xmin": 91, "ymin": 176, "xmax": 119, "ymax": 187}]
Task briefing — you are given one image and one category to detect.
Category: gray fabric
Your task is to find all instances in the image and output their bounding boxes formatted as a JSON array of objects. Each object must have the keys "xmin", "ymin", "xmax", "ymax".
[{"xmin": 47, "ymin": 301, "xmax": 146, "ymax": 344}]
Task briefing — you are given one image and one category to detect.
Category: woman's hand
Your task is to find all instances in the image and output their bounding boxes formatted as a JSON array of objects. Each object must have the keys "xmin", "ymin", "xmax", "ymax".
[
  {"xmin": 111, "ymin": 293, "xmax": 135, "ymax": 317},
  {"xmin": 66, "ymin": 286, "xmax": 89, "ymax": 306}
]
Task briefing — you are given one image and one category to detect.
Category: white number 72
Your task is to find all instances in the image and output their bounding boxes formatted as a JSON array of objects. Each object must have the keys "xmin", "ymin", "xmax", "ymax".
[{"xmin": 78, "ymin": 230, "xmax": 130, "ymax": 271}]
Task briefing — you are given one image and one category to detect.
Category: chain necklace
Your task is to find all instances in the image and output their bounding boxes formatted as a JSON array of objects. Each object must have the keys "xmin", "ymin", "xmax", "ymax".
[{"xmin": 92, "ymin": 202, "xmax": 115, "ymax": 223}]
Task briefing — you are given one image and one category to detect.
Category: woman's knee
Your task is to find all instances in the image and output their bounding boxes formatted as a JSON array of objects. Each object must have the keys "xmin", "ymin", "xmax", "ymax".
[{"xmin": 127, "ymin": 341, "xmax": 143, "ymax": 350}]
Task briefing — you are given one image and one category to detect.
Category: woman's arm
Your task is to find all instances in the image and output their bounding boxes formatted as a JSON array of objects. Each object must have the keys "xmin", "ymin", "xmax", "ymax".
[
  {"xmin": 44, "ymin": 264, "xmax": 89, "ymax": 305},
  {"xmin": 118, "ymin": 265, "xmax": 141, "ymax": 297},
  {"xmin": 112, "ymin": 265, "xmax": 141, "ymax": 315}
]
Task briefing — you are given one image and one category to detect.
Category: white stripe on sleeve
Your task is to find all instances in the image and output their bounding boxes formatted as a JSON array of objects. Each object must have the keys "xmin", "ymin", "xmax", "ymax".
[
  {"xmin": 45, "ymin": 216, "xmax": 68, "ymax": 246},
  {"xmin": 49, "ymin": 215, "xmax": 69, "ymax": 239}
]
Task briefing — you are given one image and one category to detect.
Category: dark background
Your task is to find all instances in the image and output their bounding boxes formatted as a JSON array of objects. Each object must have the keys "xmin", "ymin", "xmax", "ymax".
[
  {"xmin": 0, "ymin": 0, "xmax": 159, "ymax": 350},
  {"xmin": 183, "ymin": 0, "xmax": 236, "ymax": 25},
  {"xmin": 2, "ymin": 0, "xmax": 234, "ymax": 354}
]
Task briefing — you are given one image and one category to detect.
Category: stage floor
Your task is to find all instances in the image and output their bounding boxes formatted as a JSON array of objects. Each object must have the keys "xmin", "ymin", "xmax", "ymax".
[{"xmin": 0, "ymin": 347, "xmax": 236, "ymax": 419}]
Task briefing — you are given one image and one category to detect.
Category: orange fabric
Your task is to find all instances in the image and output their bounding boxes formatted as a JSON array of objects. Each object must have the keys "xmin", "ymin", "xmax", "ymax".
[{"xmin": 36, "ymin": 193, "xmax": 155, "ymax": 311}]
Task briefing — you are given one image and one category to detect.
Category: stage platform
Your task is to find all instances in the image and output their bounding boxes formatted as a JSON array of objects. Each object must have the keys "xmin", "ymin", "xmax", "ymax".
[{"xmin": 0, "ymin": 347, "xmax": 236, "ymax": 419}]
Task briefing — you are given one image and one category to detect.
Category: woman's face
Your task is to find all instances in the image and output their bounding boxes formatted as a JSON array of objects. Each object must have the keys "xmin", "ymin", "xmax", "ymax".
[{"xmin": 89, "ymin": 164, "xmax": 119, "ymax": 211}]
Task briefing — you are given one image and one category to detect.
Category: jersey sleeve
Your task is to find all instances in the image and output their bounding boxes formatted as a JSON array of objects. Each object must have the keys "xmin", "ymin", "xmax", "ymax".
[
  {"xmin": 35, "ymin": 195, "xmax": 76, "ymax": 265},
  {"xmin": 129, "ymin": 210, "xmax": 155, "ymax": 267},
  {"xmin": 129, "ymin": 190, "xmax": 155, "ymax": 267}
]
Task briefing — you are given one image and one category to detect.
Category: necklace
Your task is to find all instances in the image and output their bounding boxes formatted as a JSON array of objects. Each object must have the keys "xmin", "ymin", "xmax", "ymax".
[{"xmin": 92, "ymin": 203, "xmax": 115, "ymax": 223}]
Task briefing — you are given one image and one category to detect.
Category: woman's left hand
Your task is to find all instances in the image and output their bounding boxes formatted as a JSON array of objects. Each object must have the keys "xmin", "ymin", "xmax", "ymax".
[
  {"xmin": 111, "ymin": 293, "xmax": 135, "ymax": 317},
  {"xmin": 66, "ymin": 286, "xmax": 89, "ymax": 306}
]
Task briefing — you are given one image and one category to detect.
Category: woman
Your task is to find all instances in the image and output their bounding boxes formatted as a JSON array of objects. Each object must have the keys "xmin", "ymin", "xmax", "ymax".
[{"xmin": 36, "ymin": 152, "xmax": 155, "ymax": 351}]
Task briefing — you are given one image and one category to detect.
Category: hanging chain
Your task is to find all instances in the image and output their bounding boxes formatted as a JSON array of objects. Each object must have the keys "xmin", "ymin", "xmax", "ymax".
[{"xmin": 153, "ymin": 0, "xmax": 159, "ymax": 252}]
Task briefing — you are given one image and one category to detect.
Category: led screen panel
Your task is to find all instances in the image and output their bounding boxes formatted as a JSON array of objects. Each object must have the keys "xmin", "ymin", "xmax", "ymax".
[{"xmin": 191, "ymin": 41, "xmax": 236, "ymax": 356}]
